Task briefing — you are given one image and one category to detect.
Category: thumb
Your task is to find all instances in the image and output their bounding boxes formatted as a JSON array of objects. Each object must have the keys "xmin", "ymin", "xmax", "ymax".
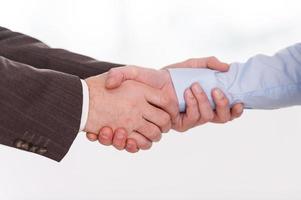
[
  {"xmin": 206, "ymin": 56, "xmax": 229, "ymax": 72},
  {"xmin": 164, "ymin": 56, "xmax": 229, "ymax": 72},
  {"xmin": 105, "ymin": 66, "xmax": 140, "ymax": 89},
  {"xmin": 105, "ymin": 66, "xmax": 164, "ymax": 89},
  {"xmin": 105, "ymin": 67, "xmax": 126, "ymax": 89}
]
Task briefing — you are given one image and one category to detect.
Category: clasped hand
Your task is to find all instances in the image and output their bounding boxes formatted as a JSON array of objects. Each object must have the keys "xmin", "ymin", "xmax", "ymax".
[{"xmin": 84, "ymin": 57, "xmax": 244, "ymax": 153}]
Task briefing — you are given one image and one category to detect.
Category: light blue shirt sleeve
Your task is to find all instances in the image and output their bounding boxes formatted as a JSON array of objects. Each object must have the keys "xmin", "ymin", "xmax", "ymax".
[{"xmin": 168, "ymin": 43, "xmax": 301, "ymax": 112}]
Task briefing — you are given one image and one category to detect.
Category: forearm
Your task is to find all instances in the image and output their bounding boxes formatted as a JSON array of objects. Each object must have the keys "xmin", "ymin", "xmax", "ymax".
[
  {"xmin": 0, "ymin": 56, "xmax": 83, "ymax": 161},
  {"xmin": 0, "ymin": 26, "xmax": 123, "ymax": 79},
  {"xmin": 169, "ymin": 43, "xmax": 301, "ymax": 112}
]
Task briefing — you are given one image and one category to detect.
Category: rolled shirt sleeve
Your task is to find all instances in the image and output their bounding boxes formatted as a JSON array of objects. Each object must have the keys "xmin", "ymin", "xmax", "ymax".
[{"xmin": 168, "ymin": 43, "xmax": 301, "ymax": 112}]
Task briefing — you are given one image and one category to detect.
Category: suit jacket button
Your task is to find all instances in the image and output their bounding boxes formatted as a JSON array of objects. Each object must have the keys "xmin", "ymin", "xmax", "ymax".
[
  {"xmin": 20, "ymin": 142, "xmax": 30, "ymax": 150},
  {"xmin": 37, "ymin": 147, "xmax": 48, "ymax": 155},
  {"xmin": 14, "ymin": 139, "xmax": 25, "ymax": 148},
  {"xmin": 29, "ymin": 145, "xmax": 39, "ymax": 153}
]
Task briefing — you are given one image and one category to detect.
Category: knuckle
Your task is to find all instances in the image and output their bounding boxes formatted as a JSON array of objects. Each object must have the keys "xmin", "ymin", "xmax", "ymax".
[
  {"xmin": 202, "ymin": 113, "xmax": 214, "ymax": 122},
  {"xmin": 195, "ymin": 90, "xmax": 207, "ymax": 101},
  {"xmin": 189, "ymin": 112, "xmax": 200, "ymax": 122},
  {"xmin": 187, "ymin": 98, "xmax": 197, "ymax": 107},
  {"xmin": 149, "ymin": 128, "xmax": 161, "ymax": 142},
  {"xmin": 161, "ymin": 113, "xmax": 170, "ymax": 123},
  {"xmin": 160, "ymin": 94, "xmax": 171, "ymax": 107},
  {"xmin": 217, "ymin": 98, "xmax": 229, "ymax": 107},
  {"xmin": 208, "ymin": 56, "xmax": 217, "ymax": 61},
  {"xmin": 161, "ymin": 114, "xmax": 171, "ymax": 128}
]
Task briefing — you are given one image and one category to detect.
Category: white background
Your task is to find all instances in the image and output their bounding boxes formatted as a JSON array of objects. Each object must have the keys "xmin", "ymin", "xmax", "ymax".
[{"xmin": 0, "ymin": 0, "xmax": 301, "ymax": 199}]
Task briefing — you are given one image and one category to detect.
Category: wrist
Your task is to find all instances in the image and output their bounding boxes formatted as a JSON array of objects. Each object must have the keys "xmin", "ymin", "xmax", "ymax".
[
  {"xmin": 161, "ymin": 69, "xmax": 179, "ymax": 109},
  {"xmin": 83, "ymin": 75, "xmax": 106, "ymax": 133}
]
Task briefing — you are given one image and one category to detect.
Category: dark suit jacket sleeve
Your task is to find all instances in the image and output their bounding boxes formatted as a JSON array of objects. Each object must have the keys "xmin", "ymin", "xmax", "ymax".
[
  {"xmin": 0, "ymin": 26, "xmax": 125, "ymax": 162},
  {"xmin": 0, "ymin": 26, "xmax": 123, "ymax": 79},
  {"xmin": 0, "ymin": 56, "xmax": 83, "ymax": 162}
]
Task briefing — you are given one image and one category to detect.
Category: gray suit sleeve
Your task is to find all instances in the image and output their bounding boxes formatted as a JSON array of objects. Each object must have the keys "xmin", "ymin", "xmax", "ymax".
[{"xmin": 0, "ymin": 56, "xmax": 82, "ymax": 162}]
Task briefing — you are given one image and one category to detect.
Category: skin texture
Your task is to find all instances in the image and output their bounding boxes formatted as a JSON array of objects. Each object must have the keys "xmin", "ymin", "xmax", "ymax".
[
  {"xmin": 86, "ymin": 57, "xmax": 244, "ymax": 153},
  {"xmin": 84, "ymin": 73, "xmax": 173, "ymax": 149}
]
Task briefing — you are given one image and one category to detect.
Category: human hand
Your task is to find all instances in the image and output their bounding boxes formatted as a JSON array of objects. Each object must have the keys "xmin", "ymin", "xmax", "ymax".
[
  {"xmin": 87, "ymin": 57, "xmax": 244, "ymax": 152},
  {"xmin": 84, "ymin": 73, "xmax": 172, "ymax": 150},
  {"xmin": 164, "ymin": 56, "xmax": 244, "ymax": 123}
]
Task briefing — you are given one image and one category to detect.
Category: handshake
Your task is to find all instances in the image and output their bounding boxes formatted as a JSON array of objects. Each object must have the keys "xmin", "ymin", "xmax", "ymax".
[{"xmin": 83, "ymin": 57, "xmax": 244, "ymax": 153}]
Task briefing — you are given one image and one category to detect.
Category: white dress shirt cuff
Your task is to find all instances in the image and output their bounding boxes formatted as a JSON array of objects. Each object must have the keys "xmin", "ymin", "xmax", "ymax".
[{"xmin": 79, "ymin": 79, "xmax": 89, "ymax": 132}]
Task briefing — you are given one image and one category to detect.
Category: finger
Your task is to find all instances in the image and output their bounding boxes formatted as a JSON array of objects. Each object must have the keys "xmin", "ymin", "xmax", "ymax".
[
  {"xmin": 136, "ymin": 120, "xmax": 162, "ymax": 142},
  {"xmin": 86, "ymin": 132, "xmax": 98, "ymax": 142},
  {"xmin": 165, "ymin": 57, "xmax": 229, "ymax": 72},
  {"xmin": 112, "ymin": 128, "xmax": 128, "ymax": 150},
  {"xmin": 178, "ymin": 88, "xmax": 200, "ymax": 132},
  {"xmin": 105, "ymin": 66, "xmax": 136, "ymax": 89},
  {"xmin": 143, "ymin": 104, "xmax": 171, "ymax": 133},
  {"xmin": 191, "ymin": 83, "xmax": 214, "ymax": 125},
  {"xmin": 230, "ymin": 103, "xmax": 244, "ymax": 120},
  {"xmin": 125, "ymin": 138, "xmax": 139, "ymax": 153},
  {"xmin": 98, "ymin": 127, "xmax": 114, "ymax": 146},
  {"xmin": 165, "ymin": 58, "xmax": 208, "ymax": 68},
  {"xmin": 128, "ymin": 132, "xmax": 152, "ymax": 150},
  {"xmin": 144, "ymin": 88, "xmax": 179, "ymax": 123},
  {"xmin": 211, "ymin": 88, "xmax": 231, "ymax": 123},
  {"xmin": 206, "ymin": 56, "xmax": 229, "ymax": 72},
  {"xmin": 105, "ymin": 66, "xmax": 163, "ymax": 89}
]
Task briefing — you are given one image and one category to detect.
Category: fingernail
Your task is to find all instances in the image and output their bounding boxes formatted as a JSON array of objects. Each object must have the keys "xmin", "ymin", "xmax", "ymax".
[
  {"xmin": 192, "ymin": 83, "xmax": 203, "ymax": 94},
  {"xmin": 116, "ymin": 133, "xmax": 125, "ymax": 140},
  {"xmin": 237, "ymin": 104, "xmax": 244, "ymax": 113},
  {"xmin": 100, "ymin": 133, "xmax": 109, "ymax": 140},
  {"xmin": 87, "ymin": 137, "xmax": 96, "ymax": 141},
  {"xmin": 213, "ymin": 88, "xmax": 224, "ymax": 100},
  {"xmin": 127, "ymin": 143, "xmax": 133, "ymax": 149}
]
